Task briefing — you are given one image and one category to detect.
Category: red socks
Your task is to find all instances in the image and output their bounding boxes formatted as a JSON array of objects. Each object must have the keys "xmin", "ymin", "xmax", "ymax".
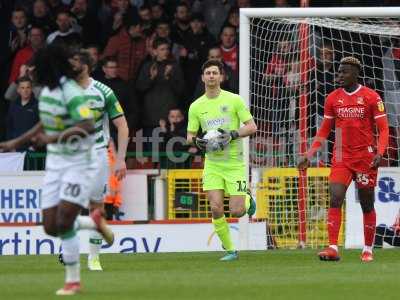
[
  {"xmin": 327, "ymin": 208, "xmax": 341, "ymax": 246},
  {"xmin": 363, "ymin": 209, "xmax": 376, "ymax": 247}
]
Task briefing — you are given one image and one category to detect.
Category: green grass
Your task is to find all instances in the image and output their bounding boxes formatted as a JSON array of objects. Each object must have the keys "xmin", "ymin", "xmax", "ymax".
[{"xmin": 0, "ymin": 249, "xmax": 399, "ymax": 300}]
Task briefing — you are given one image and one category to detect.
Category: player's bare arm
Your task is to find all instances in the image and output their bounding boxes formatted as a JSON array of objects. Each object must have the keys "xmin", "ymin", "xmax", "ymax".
[
  {"xmin": 298, "ymin": 117, "xmax": 334, "ymax": 170},
  {"xmin": 112, "ymin": 115, "xmax": 129, "ymax": 180},
  {"xmin": 0, "ymin": 121, "xmax": 43, "ymax": 152},
  {"xmin": 236, "ymin": 118, "xmax": 257, "ymax": 138}
]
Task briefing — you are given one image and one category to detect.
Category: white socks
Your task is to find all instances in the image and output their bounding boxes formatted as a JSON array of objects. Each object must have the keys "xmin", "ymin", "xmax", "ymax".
[
  {"xmin": 89, "ymin": 230, "xmax": 103, "ymax": 259},
  {"xmin": 61, "ymin": 231, "xmax": 80, "ymax": 283}
]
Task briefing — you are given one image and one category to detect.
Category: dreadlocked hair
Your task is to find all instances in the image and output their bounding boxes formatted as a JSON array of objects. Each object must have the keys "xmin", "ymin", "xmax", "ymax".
[{"xmin": 32, "ymin": 44, "xmax": 73, "ymax": 90}]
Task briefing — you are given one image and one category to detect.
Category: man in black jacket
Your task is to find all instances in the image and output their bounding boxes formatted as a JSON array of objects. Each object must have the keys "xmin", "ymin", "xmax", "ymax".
[{"xmin": 6, "ymin": 76, "xmax": 39, "ymax": 151}]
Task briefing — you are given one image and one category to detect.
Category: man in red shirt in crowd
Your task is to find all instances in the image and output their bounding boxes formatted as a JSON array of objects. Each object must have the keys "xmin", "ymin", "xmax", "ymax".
[
  {"xmin": 298, "ymin": 57, "xmax": 389, "ymax": 262},
  {"xmin": 8, "ymin": 26, "xmax": 45, "ymax": 84},
  {"xmin": 219, "ymin": 25, "xmax": 238, "ymax": 74}
]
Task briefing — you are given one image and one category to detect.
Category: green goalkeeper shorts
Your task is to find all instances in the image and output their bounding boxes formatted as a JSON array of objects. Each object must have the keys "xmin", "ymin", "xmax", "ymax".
[{"xmin": 202, "ymin": 163, "xmax": 247, "ymax": 196}]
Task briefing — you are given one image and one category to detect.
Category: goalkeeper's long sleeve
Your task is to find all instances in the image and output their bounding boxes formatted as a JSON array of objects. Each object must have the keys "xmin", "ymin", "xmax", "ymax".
[
  {"xmin": 376, "ymin": 115, "xmax": 389, "ymax": 156},
  {"xmin": 307, "ymin": 117, "xmax": 334, "ymax": 159}
]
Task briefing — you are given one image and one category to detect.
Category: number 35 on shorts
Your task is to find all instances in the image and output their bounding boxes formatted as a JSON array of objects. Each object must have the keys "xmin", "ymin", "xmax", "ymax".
[{"xmin": 356, "ymin": 173, "xmax": 370, "ymax": 185}]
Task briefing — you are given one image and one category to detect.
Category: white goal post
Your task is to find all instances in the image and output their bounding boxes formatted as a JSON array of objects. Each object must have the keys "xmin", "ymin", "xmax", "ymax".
[{"xmin": 239, "ymin": 7, "xmax": 400, "ymax": 249}]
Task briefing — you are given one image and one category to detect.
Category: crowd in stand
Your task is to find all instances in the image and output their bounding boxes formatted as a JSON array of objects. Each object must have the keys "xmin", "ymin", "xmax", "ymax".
[{"xmin": 0, "ymin": 0, "xmax": 397, "ymax": 169}]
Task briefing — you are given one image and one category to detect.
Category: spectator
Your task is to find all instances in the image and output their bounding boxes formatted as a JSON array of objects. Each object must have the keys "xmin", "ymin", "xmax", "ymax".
[
  {"xmin": 263, "ymin": 39, "xmax": 294, "ymax": 165},
  {"xmin": 138, "ymin": 5, "xmax": 153, "ymax": 37},
  {"xmin": 136, "ymin": 37, "xmax": 185, "ymax": 148},
  {"xmin": 102, "ymin": 0, "xmax": 138, "ymax": 43},
  {"xmin": 193, "ymin": 0, "xmax": 234, "ymax": 39},
  {"xmin": 382, "ymin": 37, "xmax": 400, "ymax": 165},
  {"xmin": 100, "ymin": 56, "xmax": 135, "ymax": 136},
  {"xmin": 192, "ymin": 46, "xmax": 237, "ymax": 100},
  {"xmin": 86, "ymin": 44, "xmax": 104, "ymax": 80},
  {"xmin": 70, "ymin": 0, "xmax": 102, "ymax": 46},
  {"xmin": 223, "ymin": 7, "xmax": 239, "ymax": 40},
  {"xmin": 9, "ymin": 26, "xmax": 45, "ymax": 85},
  {"xmin": 151, "ymin": 3, "xmax": 167, "ymax": 22},
  {"xmin": 6, "ymin": 76, "xmax": 39, "ymax": 151},
  {"xmin": 170, "ymin": 2, "xmax": 191, "ymax": 46},
  {"xmin": 5, "ymin": 64, "xmax": 42, "ymax": 102},
  {"xmin": 46, "ymin": 11, "xmax": 82, "ymax": 48},
  {"xmin": 47, "ymin": 0, "xmax": 69, "ymax": 15},
  {"xmin": 179, "ymin": 13, "xmax": 215, "ymax": 108},
  {"xmin": 236, "ymin": 0, "xmax": 252, "ymax": 7},
  {"xmin": 31, "ymin": 0, "xmax": 57, "ymax": 35},
  {"xmin": 8, "ymin": 8, "xmax": 29, "ymax": 57},
  {"xmin": 159, "ymin": 107, "xmax": 197, "ymax": 168},
  {"xmin": 102, "ymin": 18, "xmax": 147, "ymax": 81},
  {"xmin": 219, "ymin": 24, "xmax": 238, "ymax": 75},
  {"xmin": 154, "ymin": 19, "xmax": 171, "ymax": 40}
]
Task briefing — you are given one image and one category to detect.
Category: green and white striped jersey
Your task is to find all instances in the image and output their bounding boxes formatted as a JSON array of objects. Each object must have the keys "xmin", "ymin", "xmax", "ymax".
[
  {"xmin": 82, "ymin": 78, "xmax": 124, "ymax": 149},
  {"xmin": 39, "ymin": 77, "xmax": 94, "ymax": 155}
]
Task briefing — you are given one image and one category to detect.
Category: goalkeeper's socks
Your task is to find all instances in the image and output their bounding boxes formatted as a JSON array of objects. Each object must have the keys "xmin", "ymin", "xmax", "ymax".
[
  {"xmin": 327, "ymin": 208, "xmax": 342, "ymax": 246},
  {"xmin": 89, "ymin": 230, "xmax": 103, "ymax": 260},
  {"xmin": 363, "ymin": 209, "xmax": 376, "ymax": 247},
  {"xmin": 245, "ymin": 194, "xmax": 250, "ymax": 212},
  {"xmin": 212, "ymin": 215, "xmax": 235, "ymax": 252},
  {"xmin": 60, "ymin": 229, "xmax": 80, "ymax": 284}
]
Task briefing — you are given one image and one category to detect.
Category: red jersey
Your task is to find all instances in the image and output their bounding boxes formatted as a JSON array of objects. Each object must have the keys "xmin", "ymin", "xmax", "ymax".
[
  {"xmin": 220, "ymin": 45, "xmax": 238, "ymax": 73},
  {"xmin": 324, "ymin": 84, "xmax": 386, "ymax": 158}
]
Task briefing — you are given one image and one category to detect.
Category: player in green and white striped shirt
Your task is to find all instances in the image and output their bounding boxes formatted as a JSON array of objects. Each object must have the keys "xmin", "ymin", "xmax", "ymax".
[
  {"xmin": 0, "ymin": 45, "xmax": 114, "ymax": 295},
  {"xmin": 70, "ymin": 50, "xmax": 129, "ymax": 271}
]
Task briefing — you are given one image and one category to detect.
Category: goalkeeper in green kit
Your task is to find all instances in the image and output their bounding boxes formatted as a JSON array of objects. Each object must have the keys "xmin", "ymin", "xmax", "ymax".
[{"xmin": 187, "ymin": 60, "xmax": 257, "ymax": 261}]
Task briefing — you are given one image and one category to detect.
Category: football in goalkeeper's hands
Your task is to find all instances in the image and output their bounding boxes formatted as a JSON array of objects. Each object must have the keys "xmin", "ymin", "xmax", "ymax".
[{"xmin": 203, "ymin": 129, "xmax": 225, "ymax": 152}]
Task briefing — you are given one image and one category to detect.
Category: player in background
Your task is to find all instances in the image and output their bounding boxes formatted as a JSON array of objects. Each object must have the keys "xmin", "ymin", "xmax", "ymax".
[
  {"xmin": 69, "ymin": 50, "xmax": 129, "ymax": 271},
  {"xmin": 0, "ymin": 45, "xmax": 114, "ymax": 295},
  {"xmin": 298, "ymin": 57, "xmax": 389, "ymax": 262},
  {"xmin": 187, "ymin": 59, "xmax": 257, "ymax": 261}
]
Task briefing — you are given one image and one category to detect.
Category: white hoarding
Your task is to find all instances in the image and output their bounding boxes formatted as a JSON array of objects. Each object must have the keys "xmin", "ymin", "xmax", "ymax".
[
  {"xmin": 345, "ymin": 167, "xmax": 400, "ymax": 248},
  {"xmin": 0, "ymin": 171, "xmax": 148, "ymax": 222},
  {"xmin": 0, "ymin": 222, "xmax": 266, "ymax": 255}
]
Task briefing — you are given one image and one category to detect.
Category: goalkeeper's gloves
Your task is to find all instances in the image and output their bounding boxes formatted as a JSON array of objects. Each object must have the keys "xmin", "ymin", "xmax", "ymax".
[
  {"xmin": 216, "ymin": 128, "xmax": 240, "ymax": 144},
  {"xmin": 192, "ymin": 136, "xmax": 208, "ymax": 151}
]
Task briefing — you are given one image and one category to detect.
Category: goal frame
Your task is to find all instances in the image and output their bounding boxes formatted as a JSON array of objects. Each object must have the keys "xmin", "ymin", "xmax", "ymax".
[{"xmin": 239, "ymin": 6, "xmax": 400, "ymax": 249}]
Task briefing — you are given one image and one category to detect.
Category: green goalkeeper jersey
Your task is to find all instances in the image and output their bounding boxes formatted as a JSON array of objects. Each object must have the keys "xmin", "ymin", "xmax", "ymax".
[{"xmin": 187, "ymin": 89, "xmax": 253, "ymax": 167}]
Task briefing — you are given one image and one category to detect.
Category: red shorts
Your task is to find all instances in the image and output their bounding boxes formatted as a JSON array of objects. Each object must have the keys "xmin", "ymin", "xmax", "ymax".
[{"xmin": 329, "ymin": 152, "xmax": 377, "ymax": 188}]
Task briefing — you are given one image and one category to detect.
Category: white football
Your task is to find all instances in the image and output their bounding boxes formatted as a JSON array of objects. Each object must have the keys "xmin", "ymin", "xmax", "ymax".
[
  {"xmin": 203, "ymin": 129, "xmax": 223, "ymax": 152},
  {"xmin": 203, "ymin": 129, "xmax": 221, "ymax": 141}
]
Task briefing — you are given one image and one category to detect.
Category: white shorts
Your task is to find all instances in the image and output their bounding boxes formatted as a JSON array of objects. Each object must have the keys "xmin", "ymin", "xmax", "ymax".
[
  {"xmin": 89, "ymin": 147, "xmax": 109, "ymax": 203},
  {"xmin": 41, "ymin": 150, "xmax": 99, "ymax": 210}
]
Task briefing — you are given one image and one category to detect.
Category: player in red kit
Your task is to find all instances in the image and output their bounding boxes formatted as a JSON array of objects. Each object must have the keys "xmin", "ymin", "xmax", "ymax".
[{"xmin": 298, "ymin": 57, "xmax": 389, "ymax": 262}]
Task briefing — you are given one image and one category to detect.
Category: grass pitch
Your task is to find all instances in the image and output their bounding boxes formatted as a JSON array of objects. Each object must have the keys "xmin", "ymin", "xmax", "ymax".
[{"xmin": 0, "ymin": 249, "xmax": 398, "ymax": 300}]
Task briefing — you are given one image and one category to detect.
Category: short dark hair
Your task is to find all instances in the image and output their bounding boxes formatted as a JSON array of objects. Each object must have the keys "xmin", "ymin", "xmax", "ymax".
[
  {"xmin": 153, "ymin": 37, "xmax": 170, "ymax": 49},
  {"xmin": 16, "ymin": 76, "xmax": 32, "ymax": 85},
  {"xmin": 201, "ymin": 59, "xmax": 224, "ymax": 74},
  {"xmin": 74, "ymin": 49, "xmax": 94, "ymax": 72},
  {"xmin": 102, "ymin": 56, "xmax": 118, "ymax": 66}
]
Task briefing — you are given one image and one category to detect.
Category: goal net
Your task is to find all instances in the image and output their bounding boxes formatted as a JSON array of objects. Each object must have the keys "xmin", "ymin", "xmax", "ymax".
[{"xmin": 240, "ymin": 8, "xmax": 400, "ymax": 249}]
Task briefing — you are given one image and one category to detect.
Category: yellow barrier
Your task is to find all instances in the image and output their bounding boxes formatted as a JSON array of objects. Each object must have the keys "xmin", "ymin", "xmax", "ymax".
[
  {"xmin": 167, "ymin": 169, "xmax": 231, "ymax": 219},
  {"xmin": 257, "ymin": 168, "xmax": 344, "ymax": 248},
  {"xmin": 167, "ymin": 168, "xmax": 344, "ymax": 248}
]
